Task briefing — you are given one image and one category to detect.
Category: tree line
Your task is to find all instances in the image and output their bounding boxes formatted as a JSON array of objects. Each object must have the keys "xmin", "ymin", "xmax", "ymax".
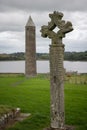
[{"xmin": 0, "ymin": 51, "xmax": 87, "ymax": 61}]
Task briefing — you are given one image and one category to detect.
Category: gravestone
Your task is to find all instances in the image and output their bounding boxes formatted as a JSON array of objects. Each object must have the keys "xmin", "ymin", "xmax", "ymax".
[
  {"xmin": 40, "ymin": 11, "xmax": 73, "ymax": 130},
  {"xmin": 25, "ymin": 16, "xmax": 37, "ymax": 77}
]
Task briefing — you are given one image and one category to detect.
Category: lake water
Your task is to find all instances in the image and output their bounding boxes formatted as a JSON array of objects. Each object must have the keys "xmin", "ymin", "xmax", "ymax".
[{"xmin": 0, "ymin": 60, "xmax": 87, "ymax": 73}]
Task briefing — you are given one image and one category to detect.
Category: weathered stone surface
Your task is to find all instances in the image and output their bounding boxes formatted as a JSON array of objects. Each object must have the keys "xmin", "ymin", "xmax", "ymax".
[
  {"xmin": 40, "ymin": 11, "xmax": 73, "ymax": 130},
  {"xmin": 50, "ymin": 44, "xmax": 65, "ymax": 129},
  {"xmin": 40, "ymin": 11, "xmax": 73, "ymax": 45},
  {"xmin": 25, "ymin": 16, "xmax": 37, "ymax": 77}
]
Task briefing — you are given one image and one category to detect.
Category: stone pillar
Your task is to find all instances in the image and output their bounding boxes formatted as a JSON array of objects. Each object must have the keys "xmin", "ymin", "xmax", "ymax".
[
  {"xmin": 25, "ymin": 16, "xmax": 37, "ymax": 77},
  {"xmin": 50, "ymin": 43, "xmax": 65, "ymax": 129}
]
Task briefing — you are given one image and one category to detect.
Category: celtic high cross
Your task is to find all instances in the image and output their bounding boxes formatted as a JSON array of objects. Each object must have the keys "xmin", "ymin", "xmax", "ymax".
[{"xmin": 40, "ymin": 11, "xmax": 73, "ymax": 130}]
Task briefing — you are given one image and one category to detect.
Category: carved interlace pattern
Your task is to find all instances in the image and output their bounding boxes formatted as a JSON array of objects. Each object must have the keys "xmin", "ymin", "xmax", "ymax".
[{"xmin": 40, "ymin": 11, "xmax": 73, "ymax": 44}]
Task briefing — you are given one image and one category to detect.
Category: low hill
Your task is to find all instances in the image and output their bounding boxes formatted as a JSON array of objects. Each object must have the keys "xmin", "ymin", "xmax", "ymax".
[{"xmin": 0, "ymin": 51, "xmax": 87, "ymax": 61}]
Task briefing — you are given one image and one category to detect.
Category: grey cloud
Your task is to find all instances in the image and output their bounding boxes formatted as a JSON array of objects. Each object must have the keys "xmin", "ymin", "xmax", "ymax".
[
  {"xmin": 0, "ymin": 0, "xmax": 87, "ymax": 12},
  {"xmin": 0, "ymin": 25, "xmax": 24, "ymax": 32},
  {"xmin": 0, "ymin": 40, "xmax": 25, "ymax": 53},
  {"xmin": 0, "ymin": 1, "xmax": 87, "ymax": 53},
  {"xmin": 64, "ymin": 39, "xmax": 87, "ymax": 52},
  {"xmin": 0, "ymin": 12, "xmax": 27, "ymax": 32}
]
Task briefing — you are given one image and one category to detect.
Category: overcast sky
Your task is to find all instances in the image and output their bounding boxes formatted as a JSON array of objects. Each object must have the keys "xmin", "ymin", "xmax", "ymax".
[{"xmin": 0, "ymin": 0, "xmax": 87, "ymax": 53}]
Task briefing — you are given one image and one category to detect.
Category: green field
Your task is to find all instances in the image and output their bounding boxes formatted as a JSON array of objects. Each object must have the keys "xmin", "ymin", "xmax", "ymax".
[{"xmin": 0, "ymin": 74, "xmax": 87, "ymax": 130}]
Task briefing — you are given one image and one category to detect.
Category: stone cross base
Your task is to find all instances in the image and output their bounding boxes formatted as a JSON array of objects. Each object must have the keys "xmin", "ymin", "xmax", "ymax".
[
  {"xmin": 43, "ymin": 127, "xmax": 65, "ymax": 130},
  {"xmin": 43, "ymin": 125, "xmax": 75, "ymax": 130}
]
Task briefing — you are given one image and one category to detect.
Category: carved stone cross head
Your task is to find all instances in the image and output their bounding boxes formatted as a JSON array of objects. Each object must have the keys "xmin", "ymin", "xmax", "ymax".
[{"xmin": 40, "ymin": 11, "xmax": 73, "ymax": 44}]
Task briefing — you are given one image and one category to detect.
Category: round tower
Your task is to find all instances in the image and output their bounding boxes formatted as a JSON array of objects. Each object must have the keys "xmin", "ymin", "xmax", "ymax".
[{"xmin": 25, "ymin": 16, "xmax": 37, "ymax": 77}]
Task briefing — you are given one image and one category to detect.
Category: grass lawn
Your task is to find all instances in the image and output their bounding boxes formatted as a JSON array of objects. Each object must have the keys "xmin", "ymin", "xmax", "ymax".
[{"xmin": 0, "ymin": 74, "xmax": 87, "ymax": 130}]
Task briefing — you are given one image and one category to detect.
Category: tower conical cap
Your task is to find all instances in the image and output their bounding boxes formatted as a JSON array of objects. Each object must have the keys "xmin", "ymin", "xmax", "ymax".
[{"xmin": 26, "ymin": 16, "xmax": 35, "ymax": 27}]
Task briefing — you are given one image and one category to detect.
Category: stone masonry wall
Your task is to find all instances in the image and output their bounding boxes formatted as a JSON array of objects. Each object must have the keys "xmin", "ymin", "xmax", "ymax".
[{"xmin": 25, "ymin": 26, "xmax": 36, "ymax": 77}]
